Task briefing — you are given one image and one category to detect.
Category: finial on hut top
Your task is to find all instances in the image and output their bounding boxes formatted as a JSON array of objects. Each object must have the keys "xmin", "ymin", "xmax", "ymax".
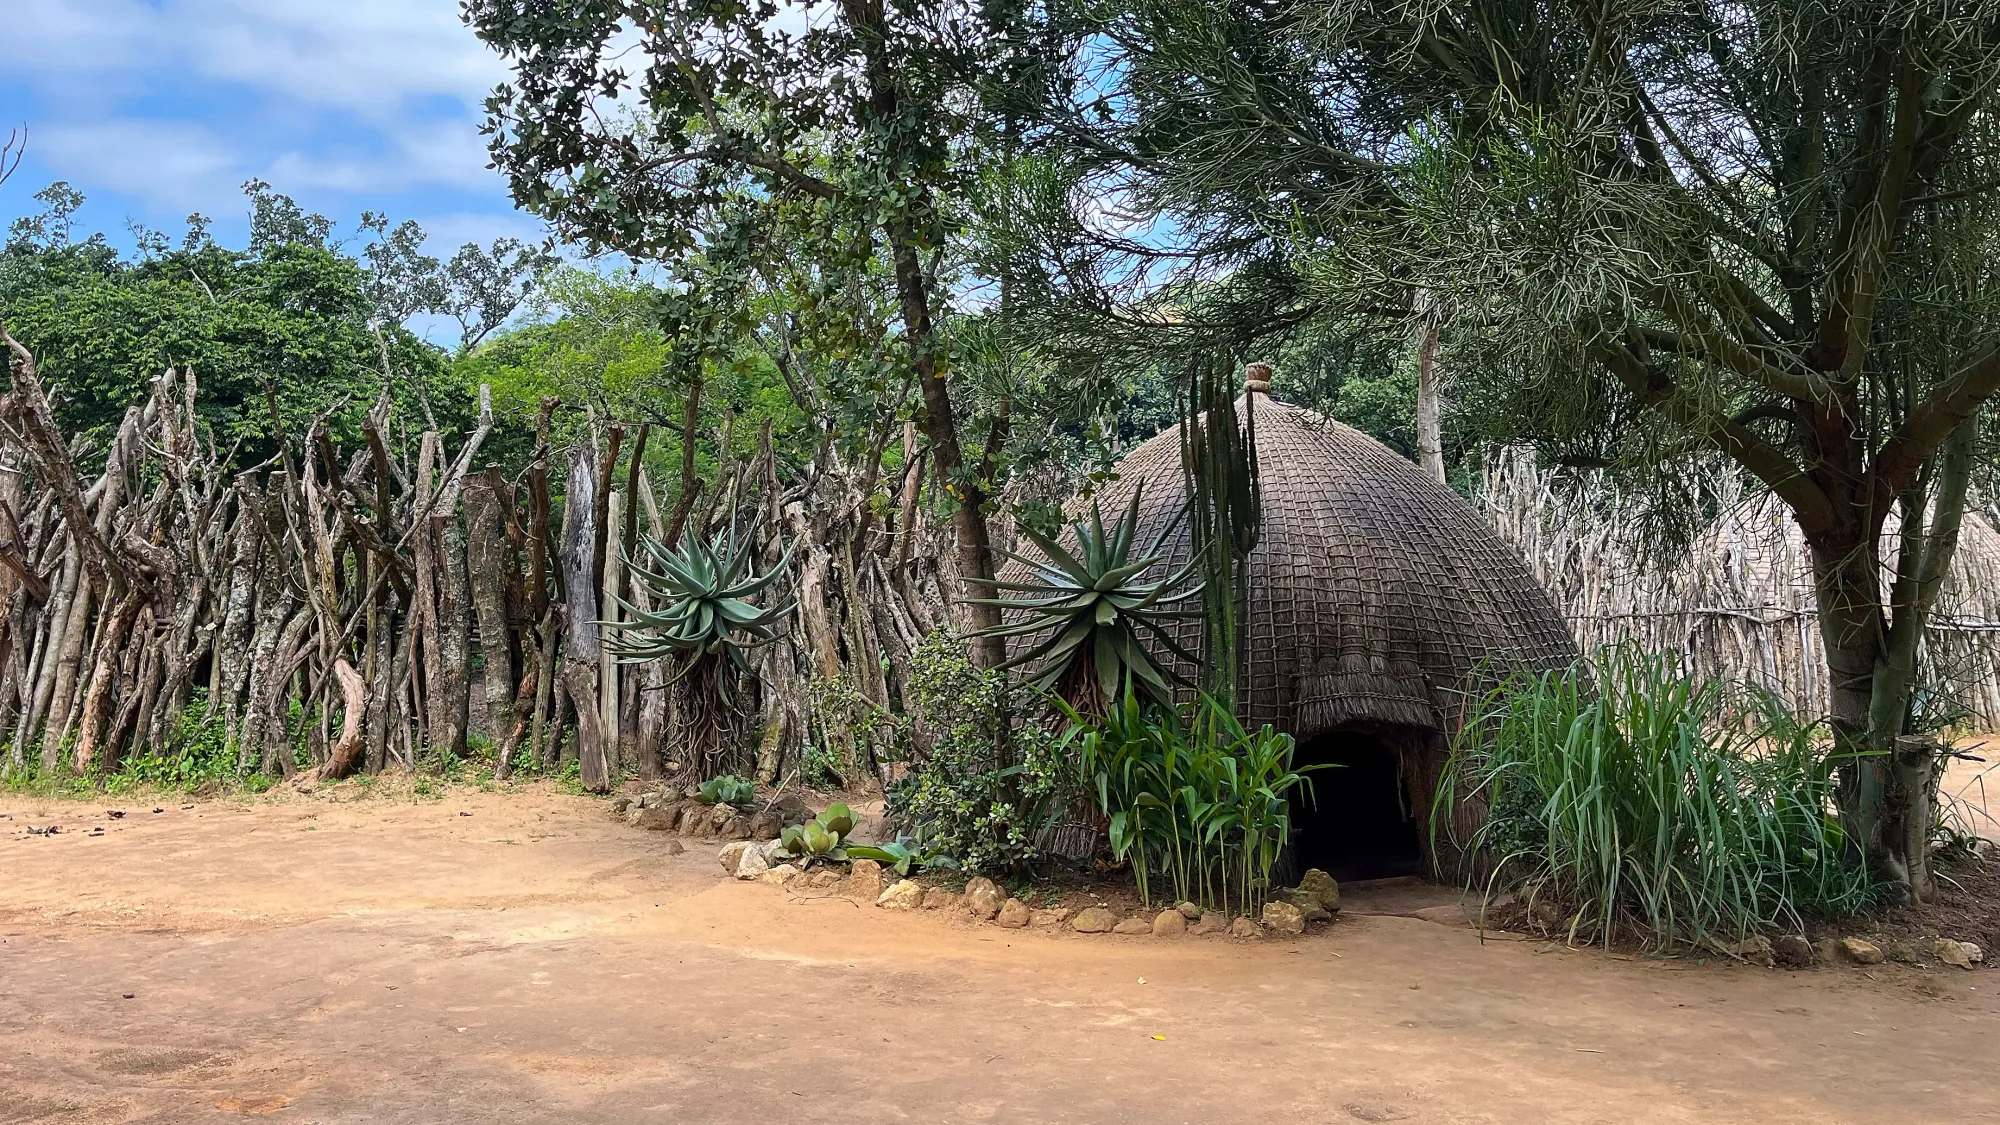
[{"xmin": 1244, "ymin": 361, "xmax": 1274, "ymax": 397}]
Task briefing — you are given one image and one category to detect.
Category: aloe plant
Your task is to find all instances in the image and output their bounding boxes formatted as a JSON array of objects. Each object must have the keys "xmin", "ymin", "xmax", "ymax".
[
  {"xmin": 605, "ymin": 525, "xmax": 794, "ymax": 776},
  {"xmin": 847, "ymin": 836, "xmax": 957, "ymax": 877},
  {"xmin": 606, "ymin": 525, "xmax": 793, "ymax": 676},
  {"xmin": 974, "ymin": 484, "xmax": 1202, "ymax": 710},
  {"xmin": 777, "ymin": 802, "xmax": 858, "ymax": 865}
]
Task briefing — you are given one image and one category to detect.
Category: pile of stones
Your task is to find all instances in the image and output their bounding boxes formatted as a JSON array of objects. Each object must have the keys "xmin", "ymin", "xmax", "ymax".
[
  {"xmin": 612, "ymin": 787, "xmax": 815, "ymax": 846},
  {"xmin": 1720, "ymin": 933, "xmax": 1986, "ymax": 970},
  {"xmin": 728, "ymin": 842, "xmax": 1344, "ymax": 941}
]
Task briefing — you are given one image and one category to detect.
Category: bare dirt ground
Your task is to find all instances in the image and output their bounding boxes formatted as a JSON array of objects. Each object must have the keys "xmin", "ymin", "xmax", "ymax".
[{"xmin": 3, "ymin": 786, "xmax": 1998, "ymax": 1125}]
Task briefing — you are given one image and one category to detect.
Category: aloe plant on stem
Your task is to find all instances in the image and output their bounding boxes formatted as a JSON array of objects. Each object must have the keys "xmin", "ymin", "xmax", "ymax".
[
  {"xmin": 607, "ymin": 525, "xmax": 794, "ymax": 775},
  {"xmin": 975, "ymin": 483, "xmax": 1202, "ymax": 713}
]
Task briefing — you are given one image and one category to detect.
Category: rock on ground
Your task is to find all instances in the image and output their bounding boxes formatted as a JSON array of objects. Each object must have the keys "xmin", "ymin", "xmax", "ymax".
[
  {"xmin": 1771, "ymin": 934, "xmax": 1815, "ymax": 968},
  {"xmin": 770, "ymin": 792, "xmax": 810, "ymax": 826},
  {"xmin": 1191, "ymin": 912, "xmax": 1228, "ymax": 935},
  {"xmin": 1228, "ymin": 916, "xmax": 1263, "ymax": 939},
  {"xmin": 634, "ymin": 804, "xmax": 682, "ymax": 831},
  {"xmin": 747, "ymin": 811, "xmax": 784, "ymax": 840},
  {"xmin": 759, "ymin": 864, "xmax": 799, "ymax": 887},
  {"xmin": 995, "ymin": 899, "xmax": 1032, "ymax": 928},
  {"xmin": 848, "ymin": 859, "xmax": 886, "ymax": 902},
  {"xmin": 1839, "ymin": 937, "xmax": 1884, "ymax": 965},
  {"xmin": 877, "ymin": 880, "xmax": 924, "ymax": 911},
  {"xmin": 720, "ymin": 815, "xmax": 752, "ymax": 841},
  {"xmin": 1071, "ymin": 907, "xmax": 1116, "ymax": 933},
  {"xmin": 961, "ymin": 877, "xmax": 1004, "ymax": 921},
  {"xmin": 1175, "ymin": 901, "xmax": 1202, "ymax": 920},
  {"xmin": 1716, "ymin": 935, "xmax": 1774, "ymax": 967},
  {"xmin": 734, "ymin": 847, "xmax": 771, "ymax": 880},
  {"xmin": 1262, "ymin": 901, "xmax": 1305, "ymax": 936},
  {"xmin": 1113, "ymin": 917, "xmax": 1153, "ymax": 935},
  {"xmin": 1152, "ymin": 909, "xmax": 1187, "ymax": 937},
  {"xmin": 718, "ymin": 841, "xmax": 754, "ymax": 874},
  {"xmin": 921, "ymin": 888, "xmax": 960, "ymax": 911},
  {"xmin": 1296, "ymin": 868, "xmax": 1341, "ymax": 912},
  {"xmin": 1935, "ymin": 939, "xmax": 1984, "ymax": 969},
  {"xmin": 1031, "ymin": 908, "xmax": 1071, "ymax": 928}
]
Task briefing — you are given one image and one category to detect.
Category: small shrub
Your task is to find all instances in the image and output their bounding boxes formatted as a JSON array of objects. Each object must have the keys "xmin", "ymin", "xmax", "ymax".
[
  {"xmin": 885, "ymin": 631, "xmax": 1075, "ymax": 876},
  {"xmin": 122, "ymin": 691, "xmax": 244, "ymax": 790},
  {"xmin": 1439, "ymin": 649, "xmax": 1879, "ymax": 950}
]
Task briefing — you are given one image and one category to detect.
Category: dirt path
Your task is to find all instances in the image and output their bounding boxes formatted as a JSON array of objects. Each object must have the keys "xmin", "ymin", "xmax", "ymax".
[{"xmin": 2, "ymin": 789, "xmax": 1995, "ymax": 1125}]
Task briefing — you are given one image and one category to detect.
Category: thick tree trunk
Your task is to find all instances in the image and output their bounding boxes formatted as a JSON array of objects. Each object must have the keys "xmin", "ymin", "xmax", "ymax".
[
  {"xmin": 433, "ymin": 511, "xmax": 473, "ymax": 759},
  {"xmin": 1414, "ymin": 320, "xmax": 1446, "ymax": 484},
  {"xmin": 465, "ymin": 474, "xmax": 517, "ymax": 753},
  {"xmin": 562, "ymin": 449, "xmax": 610, "ymax": 792}
]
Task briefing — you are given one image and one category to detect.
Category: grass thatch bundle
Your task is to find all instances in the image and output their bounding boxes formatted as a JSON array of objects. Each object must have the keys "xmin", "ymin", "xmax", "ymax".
[{"xmin": 1480, "ymin": 450, "xmax": 2000, "ymax": 730}]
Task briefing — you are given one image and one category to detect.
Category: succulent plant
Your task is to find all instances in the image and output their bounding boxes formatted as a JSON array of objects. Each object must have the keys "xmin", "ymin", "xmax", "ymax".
[
  {"xmin": 975, "ymin": 484, "xmax": 1202, "ymax": 710},
  {"xmin": 606, "ymin": 525, "xmax": 794, "ymax": 675},
  {"xmin": 695, "ymin": 775, "xmax": 757, "ymax": 807},
  {"xmin": 847, "ymin": 835, "xmax": 957, "ymax": 876},
  {"xmin": 776, "ymin": 802, "xmax": 858, "ymax": 864}
]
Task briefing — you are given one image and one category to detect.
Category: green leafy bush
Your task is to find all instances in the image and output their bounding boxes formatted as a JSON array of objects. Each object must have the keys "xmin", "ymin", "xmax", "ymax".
[
  {"xmin": 1069, "ymin": 692, "xmax": 1313, "ymax": 915},
  {"xmin": 123, "ymin": 692, "xmax": 243, "ymax": 790},
  {"xmin": 1439, "ymin": 649, "xmax": 1879, "ymax": 950},
  {"xmin": 885, "ymin": 632, "xmax": 1075, "ymax": 876}
]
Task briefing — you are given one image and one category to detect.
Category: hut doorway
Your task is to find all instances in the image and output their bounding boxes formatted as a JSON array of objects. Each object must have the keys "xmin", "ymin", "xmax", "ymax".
[{"xmin": 1285, "ymin": 728, "xmax": 1425, "ymax": 883}]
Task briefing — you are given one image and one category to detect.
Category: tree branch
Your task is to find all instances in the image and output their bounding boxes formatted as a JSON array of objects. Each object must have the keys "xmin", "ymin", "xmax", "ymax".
[{"xmin": 1871, "ymin": 340, "xmax": 2000, "ymax": 507}]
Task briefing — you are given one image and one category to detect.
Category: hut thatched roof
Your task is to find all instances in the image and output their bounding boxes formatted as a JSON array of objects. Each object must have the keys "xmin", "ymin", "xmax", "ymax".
[{"xmin": 1000, "ymin": 391, "xmax": 1577, "ymax": 736}]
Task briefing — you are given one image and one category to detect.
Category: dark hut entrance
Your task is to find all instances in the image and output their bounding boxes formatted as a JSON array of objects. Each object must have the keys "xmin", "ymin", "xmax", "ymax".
[{"xmin": 1282, "ymin": 726, "xmax": 1427, "ymax": 884}]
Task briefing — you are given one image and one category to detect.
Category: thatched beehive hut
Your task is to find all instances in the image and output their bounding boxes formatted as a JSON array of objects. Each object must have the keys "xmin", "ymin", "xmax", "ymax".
[{"xmin": 1003, "ymin": 384, "xmax": 1576, "ymax": 880}]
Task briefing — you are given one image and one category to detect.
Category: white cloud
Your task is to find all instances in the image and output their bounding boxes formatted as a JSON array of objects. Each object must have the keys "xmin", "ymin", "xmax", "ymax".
[
  {"xmin": 410, "ymin": 210, "xmax": 549, "ymax": 251},
  {"xmin": 12, "ymin": 0, "xmax": 505, "ymax": 119},
  {"xmin": 33, "ymin": 120, "xmax": 240, "ymax": 211},
  {"xmin": 5, "ymin": 0, "xmax": 524, "ymax": 225},
  {"xmin": 263, "ymin": 121, "xmax": 502, "ymax": 195}
]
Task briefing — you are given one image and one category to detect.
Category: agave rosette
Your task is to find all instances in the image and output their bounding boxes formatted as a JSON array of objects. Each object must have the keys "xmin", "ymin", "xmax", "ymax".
[
  {"xmin": 606, "ymin": 525, "xmax": 794, "ymax": 674},
  {"xmin": 976, "ymin": 483, "xmax": 1203, "ymax": 708}
]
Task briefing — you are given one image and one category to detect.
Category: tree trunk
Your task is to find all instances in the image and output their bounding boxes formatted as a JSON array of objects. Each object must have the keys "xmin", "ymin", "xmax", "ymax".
[
  {"xmin": 562, "ymin": 449, "xmax": 610, "ymax": 792},
  {"xmin": 1414, "ymin": 316, "xmax": 1446, "ymax": 484},
  {"xmin": 433, "ymin": 510, "xmax": 473, "ymax": 759},
  {"xmin": 465, "ymin": 474, "xmax": 517, "ymax": 754}
]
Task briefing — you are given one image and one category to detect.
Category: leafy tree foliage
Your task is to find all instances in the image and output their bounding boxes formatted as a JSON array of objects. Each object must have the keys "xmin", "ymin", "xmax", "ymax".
[{"xmin": 0, "ymin": 181, "xmax": 557, "ymax": 467}]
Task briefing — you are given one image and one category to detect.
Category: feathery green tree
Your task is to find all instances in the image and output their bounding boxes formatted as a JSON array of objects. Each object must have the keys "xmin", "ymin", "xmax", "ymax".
[{"xmin": 1022, "ymin": 0, "xmax": 2000, "ymax": 898}]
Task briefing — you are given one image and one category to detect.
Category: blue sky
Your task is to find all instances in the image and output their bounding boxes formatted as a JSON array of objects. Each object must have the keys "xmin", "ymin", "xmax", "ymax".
[{"xmin": 0, "ymin": 1, "xmax": 542, "ymax": 259}]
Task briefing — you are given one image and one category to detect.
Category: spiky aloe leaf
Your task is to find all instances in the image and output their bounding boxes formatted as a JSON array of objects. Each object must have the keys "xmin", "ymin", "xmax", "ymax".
[{"xmin": 978, "ymin": 483, "xmax": 1201, "ymax": 711}]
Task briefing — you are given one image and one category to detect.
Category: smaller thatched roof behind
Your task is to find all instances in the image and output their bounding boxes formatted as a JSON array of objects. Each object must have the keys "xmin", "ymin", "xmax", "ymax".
[{"xmin": 1000, "ymin": 393, "xmax": 1577, "ymax": 736}]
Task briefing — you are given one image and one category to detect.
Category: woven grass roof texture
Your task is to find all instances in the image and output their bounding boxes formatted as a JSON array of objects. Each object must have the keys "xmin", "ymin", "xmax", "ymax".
[{"xmin": 1001, "ymin": 393, "xmax": 1577, "ymax": 736}]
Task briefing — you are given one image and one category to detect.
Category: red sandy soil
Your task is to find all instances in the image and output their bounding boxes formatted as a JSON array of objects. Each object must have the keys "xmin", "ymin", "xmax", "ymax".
[{"xmin": 2, "ymin": 782, "xmax": 1997, "ymax": 1125}]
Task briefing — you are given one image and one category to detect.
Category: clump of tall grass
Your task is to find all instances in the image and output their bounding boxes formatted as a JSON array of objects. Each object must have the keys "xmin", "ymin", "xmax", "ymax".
[
  {"xmin": 1066, "ymin": 692, "xmax": 1314, "ymax": 916},
  {"xmin": 1438, "ymin": 649, "xmax": 1877, "ymax": 950}
]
